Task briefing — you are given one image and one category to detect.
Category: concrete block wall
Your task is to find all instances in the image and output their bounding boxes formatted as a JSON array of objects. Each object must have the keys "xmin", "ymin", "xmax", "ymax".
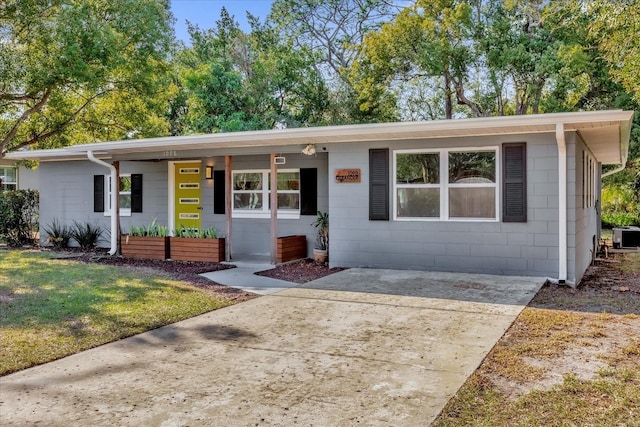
[
  {"xmin": 327, "ymin": 133, "xmax": 563, "ymax": 279},
  {"xmin": 573, "ymin": 134, "xmax": 600, "ymax": 283},
  {"xmin": 38, "ymin": 160, "xmax": 168, "ymax": 248}
]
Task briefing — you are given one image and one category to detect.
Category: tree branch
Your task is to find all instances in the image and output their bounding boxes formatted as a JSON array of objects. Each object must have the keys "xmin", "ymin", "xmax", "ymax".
[{"xmin": 1, "ymin": 88, "xmax": 52, "ymax": 155}]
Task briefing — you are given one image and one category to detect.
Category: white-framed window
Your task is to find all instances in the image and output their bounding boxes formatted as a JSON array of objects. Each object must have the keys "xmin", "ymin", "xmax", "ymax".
[
  {"xmin": 393, "ymin": 148, "xmax": 499, "ymax": 221},
  {"xmin": 232, "ymin": 169, "xmax": 300, "ymax": 219},
  {"xmin": 0, "ymin": 166, "xmax": 17, "ymax": 191},
  {"xmin": 106, "ymin": 175, "xmax": 132, "ymax": 216},
  {"xmin": 583, "ymin": 150, "xmax": 596, "ymax": 208}
]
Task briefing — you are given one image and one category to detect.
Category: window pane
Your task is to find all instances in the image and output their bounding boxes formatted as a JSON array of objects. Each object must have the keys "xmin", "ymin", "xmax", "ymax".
[
  {"xmin": 277, "ymin": 193, "xmax": 300, "ymax": 210},
  {"xmin": 0, "ymin": 167, "xmax": 16, "ymax": 183},
  {"xmin": 119, "ymin": 176, "xmax": 132, "ymax": 192},
  {"xmin": 449, "ymin": 151, "xmax": 495, "ymax": 183},
  {"xmin": 397, "ymin": 188, "xmax": 440, "ymax": 217},
  {"xmin": 234, "ymin": 193, "xmax": 263, "ymax": 209},
  {"xmin": 449, "ymin": 187, "xmax": 495, "ymax": 218},
  {"xmin": 120, "ymin": 194, "xmax": 131, "ymax": 209},
  {"xmin": 276, "ymin": 172, "xmax": 300, "ymax": 190},
  {"xmin": 396, "ymin": 153, "xmax": 439, "ymax": 184},
  {"xmin": 233, "ymin": 173, "xmax": 262, "ymax": 191}
]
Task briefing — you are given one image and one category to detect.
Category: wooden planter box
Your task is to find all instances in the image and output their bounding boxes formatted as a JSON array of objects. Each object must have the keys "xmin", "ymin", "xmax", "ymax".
[
  {"xmin": 276, "ymin": 235, "xmax": 307, "ymax": 263},
  {"xmin": 169, "ymin": 237, "xmax": 225, "ymax": 262},
  {"xmin": 121, "ymin": 235, "xmax": 169, "ymax": 260}
]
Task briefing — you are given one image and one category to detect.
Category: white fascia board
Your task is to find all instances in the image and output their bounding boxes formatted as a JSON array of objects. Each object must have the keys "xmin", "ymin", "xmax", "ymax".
[{"xmin": 8, "ymin": 110, "xmax": 634, "ymax": 160}]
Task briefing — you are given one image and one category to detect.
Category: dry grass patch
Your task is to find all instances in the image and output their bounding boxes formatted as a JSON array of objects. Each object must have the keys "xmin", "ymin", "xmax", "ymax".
[{"xmin": 434, "ymin": 252, "xmax": 640, "ymax": 426}]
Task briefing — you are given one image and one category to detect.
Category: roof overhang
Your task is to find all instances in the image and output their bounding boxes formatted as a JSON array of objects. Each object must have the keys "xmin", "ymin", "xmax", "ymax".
[{"xmin": 5, "ymin": 110, "xmax": 634, "ymax": 164}]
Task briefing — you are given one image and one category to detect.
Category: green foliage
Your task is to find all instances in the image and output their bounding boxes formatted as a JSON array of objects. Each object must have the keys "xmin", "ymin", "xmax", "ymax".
[
  {"xmin": 174, "ymin": 225, "xmax": 219, "ymax": 239},
  {"xmin": 0, "ymin": 189, "xmax": 39, "ymax": 246},
  {"xmin": 128, "ymin": 219, "xmax": 168, "ymax": 237},
  {"xmin": 70, "ymin": 221, "xmax": 104, "ymax": 249},
  {"xmin": 590, "ymin": 0, "xmax": 640, "ymax": 104},
  {"xmin": 43, "ymin": 219, "xmax": 72, "ymax": 249},
  {"xmin": 0, "ymin": 0, "xmax": 174, "ymax": 156},
  {"xmin": 312, "ymin": 211, "xmax": 329, "ymax": 250},
  {"xmin": 269, "ymin": 0, "xmax": 399, "ymax": 124},
  {"xmin": 601, "ymin": 184, "xmax": 640, "ymax": 227},
  {"xmin": 169, "ymin": 7, "xmax": 335, "ymax": 135}
]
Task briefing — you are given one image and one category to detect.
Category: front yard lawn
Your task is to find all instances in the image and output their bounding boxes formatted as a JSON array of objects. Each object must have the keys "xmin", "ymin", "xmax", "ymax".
[{"xmin": 0, "ymin": 250, "xmax": 234, "ymax": 375}]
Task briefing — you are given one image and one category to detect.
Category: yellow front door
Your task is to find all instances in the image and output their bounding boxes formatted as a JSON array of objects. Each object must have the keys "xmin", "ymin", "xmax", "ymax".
[{"xmin": 174, "ymin": 162, "xmax": 202, "ymax": 233}]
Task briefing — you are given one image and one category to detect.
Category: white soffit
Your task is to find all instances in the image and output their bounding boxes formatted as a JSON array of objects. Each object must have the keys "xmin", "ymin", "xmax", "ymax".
[{"xmin": 578, "ymin": 125, "xmax": 625, "ymax": 164}]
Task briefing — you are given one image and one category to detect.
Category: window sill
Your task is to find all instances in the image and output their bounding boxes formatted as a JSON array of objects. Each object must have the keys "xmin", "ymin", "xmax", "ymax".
[
  {"xmin": 104, "ymin": 210, "xmax": 132, "ymax": 217},
  {"xmin": 232, "ymin": 211, "xmax": 300, "ymax": 220},
  {"xmin": 394, "ymin": 217, "xmax": 499, "ymax": 222}
]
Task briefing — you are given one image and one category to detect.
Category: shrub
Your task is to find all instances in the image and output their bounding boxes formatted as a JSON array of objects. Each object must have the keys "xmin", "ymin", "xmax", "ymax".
[
  {"xmin": 43, "ymin": 219, "xmax": 72, "ymax": 249},
  {"xmin": 174, "ymin": 225, "xmax": 218, "ymax": 238},
  {"xmin": 70, "ymin": 221, "xmax": 104, "ymax": 249},
  {"xmin": 128, "ymin": 218, "xmax": 168, "ymax": 237},
  {"xmin": 0, "ymin": 189, "xmax": 39, "ymax": 246},
  {"xmin": 601, "ymin": 184, "xmax": 640, "ymax": 227}
]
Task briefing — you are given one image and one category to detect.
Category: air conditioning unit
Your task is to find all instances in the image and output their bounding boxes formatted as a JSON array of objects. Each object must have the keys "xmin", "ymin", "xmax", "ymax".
[{"xmin": 612, "ymin": 226, "xmax": 640, "ymax": 249}]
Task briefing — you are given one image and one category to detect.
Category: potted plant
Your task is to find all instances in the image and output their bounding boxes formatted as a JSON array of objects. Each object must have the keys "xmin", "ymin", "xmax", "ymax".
[
  {"xmin": 170, "ymin": 225, "xmax": 225, "ymax": 262},
  {"xmin": 121, "ymin": 219, "xmax": 169, "ymax": 260},
  {"xmin": 312, "ymin": 210, "xmax": 329, "ymax": 263}
]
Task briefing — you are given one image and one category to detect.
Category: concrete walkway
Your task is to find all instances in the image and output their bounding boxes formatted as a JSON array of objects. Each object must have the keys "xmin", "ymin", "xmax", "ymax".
[
  {"xmin": 200, "ymin": 259, "xmax": 294, "ymax": 295},
  {"xmin": 0, "ymin": 269, "xmax": 543, "ymax": 426}
]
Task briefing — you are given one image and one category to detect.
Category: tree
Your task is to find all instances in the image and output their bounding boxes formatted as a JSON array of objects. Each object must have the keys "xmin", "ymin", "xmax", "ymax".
[
  {"xmin": 0, "ymin": 0, "xmax": 174, "ymax": 158},
  {"xmin": 172, "ymin": 8, "xmax": 333, "ymax": 134},
  {"xmin": 352, "ymin": 0, "xmax": 483, "ymax": 119},
  {"xmin": 269, "ymin": 0, "xmax": 401, "ymax": 123},
  {"xmin": 590, "ymin": 0, "xmax": 640, "ymax": 104}
]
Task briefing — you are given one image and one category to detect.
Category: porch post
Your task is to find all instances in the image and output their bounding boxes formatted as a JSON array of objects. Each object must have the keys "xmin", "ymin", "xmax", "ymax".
[
  {"xmin": 113, "ymin": 161, "xmax": 120, "ymax": 255},
  {"xmin": 225, "ymin": 155, "xmax": 232, "ymax": 261},
  {"xmin": 270, "ymin": 153, "xmax": 278, "ymax": 264}
]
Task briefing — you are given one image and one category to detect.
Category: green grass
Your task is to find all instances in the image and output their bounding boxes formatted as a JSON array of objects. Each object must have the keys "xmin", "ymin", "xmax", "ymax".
[{"xmin": 0, "ymin": 250, "xmax": 234, "ymax": 375}]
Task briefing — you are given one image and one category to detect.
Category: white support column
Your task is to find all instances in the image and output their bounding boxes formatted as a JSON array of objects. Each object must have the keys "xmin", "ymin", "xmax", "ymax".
[
  {"xmin": 225, "ymin": 155, "xmax": 232, "ymax": 261},
  {"xmin": 270, "ymin": 153, "xmax": 278, "ymax": 264}
]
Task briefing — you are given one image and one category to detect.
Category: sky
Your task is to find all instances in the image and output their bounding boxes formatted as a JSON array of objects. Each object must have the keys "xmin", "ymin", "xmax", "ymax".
[{"xmin": 170, "ymin": 0, "xmax": 275, "ymax": 42}]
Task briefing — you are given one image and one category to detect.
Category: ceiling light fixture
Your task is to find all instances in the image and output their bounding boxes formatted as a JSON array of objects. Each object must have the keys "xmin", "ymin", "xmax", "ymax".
[{"xmin": 302, "ymin": 143, "xmax": 316, "ymax": 156}]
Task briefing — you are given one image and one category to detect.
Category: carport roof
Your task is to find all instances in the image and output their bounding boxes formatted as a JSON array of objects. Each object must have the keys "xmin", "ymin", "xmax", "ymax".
[{"xmin": 6, "ymin": 110, "xmax": 634, "ymax": 164}]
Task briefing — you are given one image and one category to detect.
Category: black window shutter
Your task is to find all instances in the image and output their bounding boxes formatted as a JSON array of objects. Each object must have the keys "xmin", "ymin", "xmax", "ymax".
[
  {"xmin": 369, "ymin": 148, "xmax": 389, "ymax": 221},
  {"xmin": 213, "ymin": 170, "xmax": 226, "ymax": 214},
  {"xmin": 503, "ymin": 143, "xmax": 527, "ymax": 222},
  {"xmin": 300, "ymin": 168, "xmax": 317, "ymax": 215},
  {"xmin": 93, "ymin": 175, "xmax": 104, "ymax": 213},
  {"xmin": 131, "ymin": 174, "xmax": 143, "ymax": 213}
]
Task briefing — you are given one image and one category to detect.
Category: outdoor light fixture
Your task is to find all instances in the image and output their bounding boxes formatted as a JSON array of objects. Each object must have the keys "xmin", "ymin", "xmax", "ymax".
[
  {"xmin": 302, "ymin": 143, "xmax": 316, "ymax": 156},
  {"xmin": 205, "ymin": 166, "xmax": 214, "ymax": 180}
]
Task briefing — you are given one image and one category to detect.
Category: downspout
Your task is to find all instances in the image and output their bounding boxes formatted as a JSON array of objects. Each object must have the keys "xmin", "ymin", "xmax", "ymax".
[
  {"xmin": 87, "ymin": 150, "xmax": 118, "ymax": 255},
  {"xmin": 556, "ymin": 123, "xmax": 567, "ymax": 284},
  {"xmin": 601, "ymin": 163, "xmax": 627, "ymax": 178}
]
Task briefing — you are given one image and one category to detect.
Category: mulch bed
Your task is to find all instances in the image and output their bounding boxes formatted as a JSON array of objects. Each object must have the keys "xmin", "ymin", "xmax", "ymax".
[
  {"xmin": 46, "ymin": 250, "xmax": 346, "ymax": 301},
  {"xmin": 255, "ymin": 258, "xmax": 346, "ymax": 284},
  {"xmin": 531, "ymin": 253, "xmax": 640, "ymax": 314}
]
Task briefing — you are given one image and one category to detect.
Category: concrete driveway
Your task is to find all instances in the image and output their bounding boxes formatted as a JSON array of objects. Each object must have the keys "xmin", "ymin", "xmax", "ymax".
[{"xmin": 0, "ymin": 269, "xmax": 543, "ymax": 426}]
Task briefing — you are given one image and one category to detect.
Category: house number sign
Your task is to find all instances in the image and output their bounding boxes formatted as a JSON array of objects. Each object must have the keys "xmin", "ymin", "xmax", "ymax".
[{"xmin": 335, "ymin": 168, "xmax": 361, "ymax": 183}]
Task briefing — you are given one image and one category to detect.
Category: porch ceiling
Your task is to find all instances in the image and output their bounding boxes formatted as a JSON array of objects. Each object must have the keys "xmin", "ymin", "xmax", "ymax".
[{"xmin": 5, "ymin": 110, "xmax": 633, "ymax": 165}]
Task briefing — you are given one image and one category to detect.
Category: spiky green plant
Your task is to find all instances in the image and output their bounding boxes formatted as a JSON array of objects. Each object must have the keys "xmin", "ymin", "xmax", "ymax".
[
  {"xmin": 43, "ymin": 219, "xmax": 71, "ymax": 249},
  {"xmin": 70, "ymin": 221, "xmax": 104, "ymax": 249}
]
